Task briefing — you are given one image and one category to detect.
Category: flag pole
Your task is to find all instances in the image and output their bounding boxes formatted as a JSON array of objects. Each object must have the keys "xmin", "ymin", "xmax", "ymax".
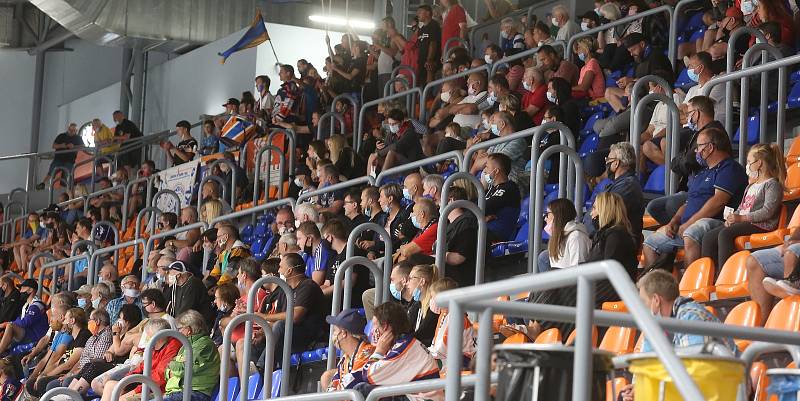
[{"xmin": 269, "ymin": 40, "xmax": 281, "ymax": 65}]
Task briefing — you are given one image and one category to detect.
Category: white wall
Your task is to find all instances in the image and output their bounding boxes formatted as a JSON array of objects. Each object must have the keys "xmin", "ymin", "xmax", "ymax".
[{"xmin": 0, "ymin": 51, "xmax": 36, "ymax": 191}]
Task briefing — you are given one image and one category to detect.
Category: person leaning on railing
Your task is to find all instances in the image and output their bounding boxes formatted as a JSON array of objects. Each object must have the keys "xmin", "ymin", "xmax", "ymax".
[{"xmin": 36, "ymin": 122, "xmax": 84, "ymax": 191}]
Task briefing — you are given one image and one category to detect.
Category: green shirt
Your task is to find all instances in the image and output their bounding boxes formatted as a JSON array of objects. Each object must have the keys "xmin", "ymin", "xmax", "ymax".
[{"xmin": 164, "ymin": 334, "xmax": 220, "ymax": 396}]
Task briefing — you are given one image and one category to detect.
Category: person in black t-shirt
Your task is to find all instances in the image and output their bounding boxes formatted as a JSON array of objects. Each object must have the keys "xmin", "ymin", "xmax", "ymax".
[
  {"xmin": 416, "ymin": 5, "xmax": 441, "ymax": 87},
  {"xmin": 112, "ymin": 111, "xmax": 143, "ymax": 168},
  {"xmin": 444, "ymin": 187, "xmax": 479, "ymax": 287},
  {"xmin": 321, "ymin": 219, "xmax": 370, "ymax": 307},
  {"xmin": 162, "ymin": 120, "xmax": 198, "ymax": 167},
  {"xmin": 483, "ymin": 153, "xmax": 522, "ymax": 242},
  {"xmin": 37, "ymin": 123, "xmax": 85, "ymax": 190}
]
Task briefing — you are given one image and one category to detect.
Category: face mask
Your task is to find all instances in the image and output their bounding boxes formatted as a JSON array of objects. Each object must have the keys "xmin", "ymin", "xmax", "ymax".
[
  {"xmin": 123, "ymin": 289, "xmax": 140, "ymax": 298},
  {"xmin": 741, "ymin": 0, "xmax": 754, "ymax": 14},
  {"xmin": 578, "ymin": 52, "xmax": 587, "ymax": 62},
  {"xmin": 546, "ymin": 91, "xmax": 557, "ymax": 104},
  {"xmin": 168, "ymin": 275, "xmax": 178, "ymax": 286},
  {"xmin": 486, "ymin": 93, "xmax": 497, "ymax": 106},
  {"xmin": 278, "ymin": 226, "xmax": 294, "ymax": 235},
  {"xmin": 746, "ymin": 162, "xmax": 759, "ymax": 179},
  {"xmin": 88, "ymin": 320, "xmax": 99, "ymax": 335},
  {"xmin": 218, "ymin": 236, "xmax": 227, "ymax": 248},
  {"xmin": 294, "ymin": 177, "xmax": 304, "ymax": 188},
  {"xmin": 544, "ymin": 217, "xmax": 553, "ymax": 235},
  {"xmin": 523, "ymin": 82, "xmax": 532, "ymax": 91},
  {"xmin": 30, "ymin": 222, "xmax": 39, "ymax": 231},
  {"xmin": 581, "ymin": 22, "xmax": 590, "ymax": 31},
  {"xmin": 592, "ymin": 216, "xmax": 601, "ymax": 229},
  {"xmin": 687, "ymin": 112, "xmax": 698, "ymax": 132},
  {"xmin": 412, "ymin": 287, "xmax": 422, "ymax": 302},
  {"xmin": 78, "ymin": 298, "xmax": 87, "ymax": 308},
  {"xmin": 411, "ymin": 214, "xmax": 421, "ymax": 229},
  {"xmin": 500, "ymin": 31, "xmax": 509, "ymax": 39},
  {"xmin": 237, "ymin": 278, "xmax": 246, "ymax": 290},
  {"xmin": 468, "ymin": 86, "xmax": 477, "ymax": 96},
  {"xmin": 389, "ymin": 282, "xmax": 403, "ymax": 300},
  {"xmin": 403, "ymin": 188, "xmax": 412, "ymax": 200},
  {"xmin": 696, "ymin": 151, "xmax": 709, "ymax": 168},
  {"xmin": 440, "ymin": 92, "xmax": 451, "ymax": 103},
  {"xmin": 482, "ymin": 119, "xmax": 490, "ymax": 130},
  {"xmin": 418, "ymin": 21, "xmax": 425, "ymax": 28},
  {"xmin": 490, "ymin": 124, "xmax": 500, "ymax": 135},
  {"xmin": 382, "ymin": 205, "xmax": 391, "ymax": 213},
  {"xmin": 92, "ymin": 298, "xmax": 101, "ymax": 309},
  {"xmin": 551, "ymin": 17, "xmax": 559, "ymax": 27},
  {"xmin": 156, "ymin": 273, "xmax": 164, "ymax": 282},
  {"xmin": 422, "ymin": 194, "xmax": 433, "ymax": 200},
  {"xmin": 365, "ymin": 208, "xmax": 372, "ymax": 218},
  {"xmin": 483, "ymin": 170, "xmax": 494, "ymax": 185},
  {"xmin": 279, "ymin": 273, "xmax": 287, "ymax": 281},
  {"xmin": 484, "ymin": 54, "xmax": 493, "ymax": 64},
  {"xmin": 389, "ymin": 124, "xmax": 400, "ymax": 134},
  {"xmin": 687, "ymin": 68, "xmax": 700, "ymax": 83},
  {"xmin": 606, "ymin": 161, "xmax": 616, "ymax": 178}
]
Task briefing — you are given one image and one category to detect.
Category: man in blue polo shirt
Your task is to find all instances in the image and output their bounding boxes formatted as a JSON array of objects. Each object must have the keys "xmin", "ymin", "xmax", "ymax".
[
  {"xmin": 642, "ymin": 127, "xmax": 747, "ymax": 267},
  {"xmin": 296, "ymin": 221, "xmax": 335, "ymax": 287}
]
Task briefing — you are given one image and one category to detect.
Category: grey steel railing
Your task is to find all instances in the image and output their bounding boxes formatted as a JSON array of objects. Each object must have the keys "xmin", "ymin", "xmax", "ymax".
[
  {"xmin": 530, "ymin": 122, "xmax": 577, "ymax": 199},
  {"xmin": 737, "ymin": 342, "xmax": 800, "ymax": 401},
  {"xmin": 38, "ymin": 255, "xmax": 89, "ymax": 296},
  {"xmin": 142, "ymin": 330, "xmax": 192, "ymax": 401},
  {"xmin": 317, "ymin": 112, "xmax": 346, "ymax": 140},
  {"xmin": 390, "ymin": 65, "xmax": 416, "ymax": 88},
  {"xmin": 442, "ymin": 37, "xmax": 467, "ymax": 63},
  {"xmin": 48, "ymin": 167, "xmax": 73, "ymax": 204},
  {"xmin": 671, "ymin": 0, "xmax": 704, "ymax": 64},
  {"xmin": 152, "ymin": 188, "xmax": 181, "ymax": 214},
  {"xmin": 345, "ymin": 222, "xmax": 392, "ymax": 308},
  {"xmin": 112, "ymin": 374, "xmax": 164, "ymax": 401},
  {"xmin": 68, "ymin": 239, "xmax": 96, "ymax": 290},
  {"xmin": 326, "ymin": 256, "xmax": 383, "ymax": 371},
  {"xmin": 356, "ymin": 88, "xmax": 423, "ymax": 152},
  {"xmin": 207, "ymin": 158, "xmax": 239, "ymax": 209},
  {"xmin": 435, "ymin": 260, "xmax": 706, "ymax": 401},
  {"xmin": 384, "ymin": 76, "xmax": 411, "ymax": 97},
  {"xmin": 628, "ymin": 75, "xmax": 672, "ymax": 136},
  {"xmin": 83, "ymin": 184, "xmax": 126, "ymax": 214},
  {"xmin": 632, "ymin": 93, "xmax": 681, "ymax": 194},
  {"xmin": 2, "ymin": 201, "xmax": 25, "ymax": 242},
  {"xmin": 252, "ymin": 145, "xmax": 287, "ymax": 224},
  {"xmin": 488, "ymin": 41, "xmax": 566, "ymax": 78},
  {"xmin": 220, "ymin": 313, "xmax": 275, "ymax": 401},
  {"xmin": 88, "ymin": 239, "xmax": 143, "ymax": 285},
  {"xmin": 40, "ymin": 388, "xmax": 84, "ymax": 401},
  {"xmin": 250, "ymin": 276, "xmax": 295, "ymax": 396},
  {"xmin": 331, "ymin": 93, "xmax": 359, "ymax": 138},
  {"xmin": 91, "ymin": 220, "xmax": 120, "ymax": 266},
  {"xmin": 270, "ymin": 391, "xmax": 365, "ymax": 401},
  {"xmin": 467, "ymin": 4, "xmax": 540, "ymax": 57},
  {"xmin": 739, "ymin": 43, "xmax": 787, "ymax": 162},
  {"xmin": 197, "ymin": 174, "xmax": 230, "ymax": 216},
  {"xmin": 266, "ymin": 128, "xmax": 297, "ymax": 174},
  {"xmin": 440, "ymin": 172, "xmax": 486, "ymax": 210},
  {"xmin": 365, "ymin": 374, "xmax": 498, "ymax": 401},
  {"xmin": 463, "ymin": 127, "xmax": 537, "ymax": 172},
  {"xmin": 133, "ymin": 206, "xmax": 162, "ymax": 256},
  {"xmin": 27, "ymin": 251, "xmax": 54, "ymax": 285},
  {"xmin": 568, "ymin": 5, "xmax": 675, "ymax": 65},
  {"xmin": 375, "ymin": 151, "xmax": 463, "ymax": 185},
  {"xmin": 297, "ymin": 176, "xmax": 374, "ymax": 205},
  {"xmin": 123, "ymin": 176, "xmax": 154, "ymax": 231},
  {"xmin": 434, "ymin": 200, "xmax": 487, "ymax": 284},
  {"xmin": 725, "ymin": 27, "xmax": 767, "ymax": 135},
  {"xmin": 531, "ymin": 145, "xmax": 585, "ymax": 273},
  {"xmin": 141, "ymin": 222, "xmax": 207, "ymax": 278},
  {"xmin": 420, "ymin": 65, "xmax": 491, "ymax": 122},
  {"xmin": 208, "ymin": 198, "xmax": 297, "ymax": 231},
  {"xmin": 8, "ymin": 187, "xmax": 27, "ymax": 212}
]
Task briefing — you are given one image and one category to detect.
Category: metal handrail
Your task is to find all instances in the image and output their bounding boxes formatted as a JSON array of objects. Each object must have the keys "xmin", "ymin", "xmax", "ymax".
[
  {"xmin": 463, "ymin": 127, "xmax": 537, "ymax": 172},
  {"xmin": 48, "ymin": 167, "xmax": 73, "ymax": 204},
  {"xmin": 434, "ymin": 200, "xmax": 487, "ymax": 284},
  {"xmin": 356, "ymin": 88, "xmax": 423, "ymax": 152},
  {"xmin": 2, "ymin": 201, "xmax": 25, "ymax": 242},
  {"xmin": 568, "ymin": 5, "xmax": 675, "ymax": 65},
  {"xmin": 390, "ymin": 65, "xmax": 416, "ymax": 88},
  {"xmin": 725, "ymin": 26, "xmax": 767, "ymax": 135},
  {"xmin": 27, "ymin": 251, "xmax": 54, "ymax": 284},
  {"xmin": 111, "ymin": 374, "xmax": 163, "ymax": 401},
  {"xmin": 208, "ymin": 197, "xmax": 297, "ymax": 228},
  {"xmin": 467, "ymin": 5, "xmax": 532, "ymax": 56},
  {"xmin": 384, "ymin": 76, "xmax": 410, "ymax": 96},
  {"xmin": 151, "ymin": 188, "xmax": 181, "ymax": 214},
  {"xmin": 69, "ymin": 239, "xmax": 96, "ymax": 290},
  {"xmin": 270, "ymin": 390, "xmax": 365, "ymax": 401},
  {"xmin": 141, "ymin": 330, "xmax": 192, "ymax": 401},
  {"xmin": 440, "ymin": 172, "xmax": 486, "ymax": 210},
  {"xmin": 133, "ymin": 206, "xmax": 162, "ymax": 256},
  {"xmin": 123, "ymin": 176, "xmax": 154, "ymax": 231},
  {"xmin": 740, "ymin": 43, "xmax": 787, "ymax": 161},
  {"xmin": 670, "ymin": 0, "xmax": 704, "ymax": 64},
  {"xmin": 345, "ymin": 222, "xmax": 392, "ymax": 308},
  {"xmin": 531, "ymin": 145, "xmax": 585, "ymax": 273},
  {"xmin": 326, "ymin": 256, "xmax": 383, "ymax": 371},
  {"xmin": 197, "ymin": 175, "xmax": 230, "ymax": 217},
  {"xmin": 530, "ymin": 121, "xmax": 577, "ymax": 199},
  {"xmin": 364, "ymin": 373, "xmax": 498, "ymax": 401},
  {"xmin": 375, "ymin": 151, "xmax": 463, "ymax": 186},
  {"xmin": 91, "ymin": 220, "xmax": 120, "ymax": 266},
  {"xmin": 141, "ymin": 222, "xmax": 207, "ymax": 277},
  {"xmin": 737, "ymin": 342, "xmax": 800, "ymax": 401},
  {"xmin": 420, "ymin": 65, "xmax": 491, "ymax": 122},
  {"xmin": 435, "ymin": 260, "xmax": 706, "ymax": 401},
  {"xmin": 632, "ymin": 93, "xmax": 680, "ymax": 194},
  {"xmin": 628, "ymin": 75, "xmax": 673, "ymax": 137},
  {"xmin": 220, "ymin": 313, "xmax": 275, "ymax": 401},
  {"xmin": 250, "ymin": 276, "xmax": 295, "ymax": 396},
  {"xmin": 207, "ymin": 158, "xmax": 239, "ymax": 209},
  {"xmin": 83, "ymin": 184, "xmax": 126, "ymax": 214},
  {"xmin": 40, "ymin": 388, "xmax": 84, "ymax": 401},
  {"xmin": 317, "ymin": 111, "xmax": 346, "ymax": 140},
  {"xmin": 297, "ymin": 176, "xmax": 374, "ymax": 205},
  {"xmin": 88, "ymin": 238, "xmax": 144, "ymax": 285},
  {"xmin": 442, "ymin": 37, "xmax": 467, "ymax": 63},
  {"xmin": 267, "ymin": 128, "xmax": 297, "ymax": 174},
  {"xmin": 38, "ymin": 255, "xmax": 89, "ymax": 297},
  {"xmin": 331, "ymin": 93, "xmax": 359, "ymax": 138},
  {"xmin": 488, "ymin": 41, "xmax": 566, "ymax": 78},
  {"xmin": 252, "ymin": 145, "xmax": 286, "ymax": 224},
  {"xmin": 8, "ymin": 188, "xmax": 28, "ymax": 213}
]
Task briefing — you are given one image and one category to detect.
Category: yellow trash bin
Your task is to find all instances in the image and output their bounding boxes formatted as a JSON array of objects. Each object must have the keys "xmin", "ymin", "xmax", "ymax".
[{"xmin": 627, "ymin": 354, "xmax": 745, "ymax": 401}]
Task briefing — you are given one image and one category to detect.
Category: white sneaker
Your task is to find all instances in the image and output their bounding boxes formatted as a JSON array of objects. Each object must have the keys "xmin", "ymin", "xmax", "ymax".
[{"xmin": 763, "ymin": 277, "xmax": 800, "ymax": 298}]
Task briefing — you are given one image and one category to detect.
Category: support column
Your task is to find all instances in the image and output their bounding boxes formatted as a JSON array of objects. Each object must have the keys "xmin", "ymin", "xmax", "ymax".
[
  {"xmin": 131, "ymin": 48, "xmax": 145, "ymax": 127},
  {"xmin": 26, "ymin": 51, "xmax": 46, "ymax": 190},
  {"xmin": 119, "ymin": 48, "xmax": 133, "ymax": 116}
]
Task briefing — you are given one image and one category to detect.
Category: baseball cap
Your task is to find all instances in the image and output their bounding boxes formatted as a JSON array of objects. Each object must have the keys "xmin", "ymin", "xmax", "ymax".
[
  {"xmin": 325, "ymin": 309, "xmax": 367, "ymax": 335},
  {"xmin": 294, "ymin": 164, "xmax": 311, "ymax": 177},
  {"xmin": 20, "ymin": 279, "xmax": 38, "ymax": 291},
  {"xmin": 75, "ymin": 284, "xmax": 92, "ymax": 296},
  {"xmin": 167, "ymin": 260, "xmax": 187, "ymax": 272},
  {"xmin": 222, "ymin": 98, "xmax": 241, "ymax": 108},
  {"xmin": 622, "ymin": 33, "xmax": 645, "ymax": 48},
  {"xmin": 726, "ymin": 7, "xmax": 744, "ymax": 19},
  {"xmin": 201, "ymin": 227, "xmax": 218, "ymax": 242}
]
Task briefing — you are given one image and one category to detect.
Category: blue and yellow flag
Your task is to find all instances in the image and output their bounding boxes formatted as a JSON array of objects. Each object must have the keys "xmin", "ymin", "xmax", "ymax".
[{"xmin": 218, "ymin": 9, "xmax": 270, "ymax": 63}]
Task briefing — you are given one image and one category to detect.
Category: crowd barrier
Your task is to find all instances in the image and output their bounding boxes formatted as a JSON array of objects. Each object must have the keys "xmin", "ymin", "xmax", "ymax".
[{"xmin": 631, "ymin": 92, "xmax": 680, "ymax": 194}]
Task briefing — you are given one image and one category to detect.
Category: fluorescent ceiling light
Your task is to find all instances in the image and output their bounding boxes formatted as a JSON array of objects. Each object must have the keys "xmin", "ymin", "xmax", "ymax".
[{"xmin": 308, "ymin": 15, "xmax": 375, "ymax": 29}]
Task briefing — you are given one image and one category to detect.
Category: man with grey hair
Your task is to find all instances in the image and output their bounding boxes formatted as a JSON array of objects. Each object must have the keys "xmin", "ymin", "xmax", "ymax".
[
  {"xmin": 470, "ymin": 111, "xmax": 527, "ymax": 187},
  {"xmin": 583, "ymin": 142, "xmax": 645, "ymax": 240},
  {"xmin": 422, "ymin": 174, "xmax": 445, "ymax": 206},
  {"xmin": 295, "ymin": 202, "xmax": 319, "ymax": 224},
  {"xmin": 551, "ymin": 5, "xmax": 580, "ymax": 42},
  {"xmin": 170, "ymin": 310, "xmax": 220, "ymax": 401},
  {"xmin": 274, "ymin": 232, "xmax": 300, "ymax": 258}
]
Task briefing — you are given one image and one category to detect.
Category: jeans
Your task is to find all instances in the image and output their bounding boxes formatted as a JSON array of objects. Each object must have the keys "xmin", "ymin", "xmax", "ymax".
[
  {"xmin": 537, "ymin": 251, "xmax": 552, "ymax": 274},
  {"xmin": 163, "ymin": 391, "xmax": 212, "ymax": 401},
  {"xmin": 701, "ymin": 222, "xmax": 769, "ymax": 266},
  {"xmin": 646, "ymin": 192, "xmax": 688, "ymax": 225}
]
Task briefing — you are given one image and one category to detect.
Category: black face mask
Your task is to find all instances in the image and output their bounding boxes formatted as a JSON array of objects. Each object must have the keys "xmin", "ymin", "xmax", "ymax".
[
  {"xmin": 605, "ymin": 161, "xmax": 616, "ymax": 178},
  {"xmin": 592, "ymin": 216, "xmax": 601, "ymax": 229}
]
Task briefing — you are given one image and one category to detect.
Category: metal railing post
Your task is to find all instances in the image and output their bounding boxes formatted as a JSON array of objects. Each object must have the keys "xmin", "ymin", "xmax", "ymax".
[
  {"xmin": 83, "ymin": 184, "xmax": 127, "ymax": 214},
  {"xmin": 531, "ymin": 145, "xmax": 585, "ymax": 273},
  {"xmin": 151, "ymin": 188, "xmax": 181, "ymax": 214},
  {"xmin": 345, "ymin": 223, "xmax": 392, "ymax": 307},
  {"xmin": 196, "ymin": 175, "xmax": 231, "ymax": 216},
  {"xmin": 91, "ymin": 220, "xmax": 120, "ymax": 266},
  {"xmin": 220, "ymin": 314, "xmax": 275, "ymax": 401},
  {"xmin": 670, "ymin": 0, "xmax": 704, "ymax": 66},
  {"xmin": 530, "ymin": 122, "xmax": 577, "ymax": 199},
  {"xmin": 207, "ymin": 158, "xmax": 239, "ymax": 209},
  {"xmin": 111, "ymin": 374, "xmax": 164, "ymax": 401},
  {"xmin": 48, "ymin": 167, "xmax": 72, "ymax": 204},
  {"xmin": 317, "ymin": 112, "xmax": 346, "ymax": 140},
  {"xmin": 134, "ymin": 206, "xmax": 162, "ymax": 257},
  {"xmin": 434, "ymin": 200, "xmax": 487, "ymax": 284},
  {"xmin": 28, "ymin": 251, "xmax": 54, "ymax": 287},
  {"xmin": 421, "ymin": 65, "xmax": 490, "ymax": 122},
  {"xmin": 440, "ymin": 172, "xmax": 486, "ymax": 209},
  {"xmin": 249, "ymin": 276, "xmax": 295, "ymax": 396},
  {"xmin": 8, "ymin": 188, "xmax": 28, "ymax": 213},
  {"xmin": 252, "ymin": 145, "xmax": 286, "ymax": 224},
  {"xmin": 331, "ymin": 94, "xmax": 359, "ymax": 138},
  {"xmin": 267, "ymin": 128, "xmax": 296, "ymax": 174},
  {"xmin": 356, "ymin": 88, "xmax": 423, "ymax": 152},
  {"xmin": 297, "ymin": 176, "xmax": 375, "ymax": 205},
  {"xmin": 375, "ymin": 151, "xmax": 463, "ymax": 185},
  {"xmin": 142, "ymin": 222, "xmax": 207, "ymax": 278},
  {"xmin": 488, "ymin": 41, "xmax": 565, "ymax": 78},
  {"xmin": 725, "ymin": 27, "xmax": 767, "ymax": 134},
  {"xmin": 632, "ymin": 93, "xmax": 681, "ymax": 193},
  {"xmin": 740, "ymin": 43, "xmax": 787, "ymax": 160},
  {"xmin": 142, "ymin": 330, "xmax": 192, "ymax": 401},
  {"xmin": 628, "ymin": 75, "xmax": 673, "ymax": 142},
  {"xmin": 88, "ymin": 239, "xmax": 143, "ymax": 286},
  {"xmin": 442, "ymin": 37, "xmax": 466, "ymax": 63}
]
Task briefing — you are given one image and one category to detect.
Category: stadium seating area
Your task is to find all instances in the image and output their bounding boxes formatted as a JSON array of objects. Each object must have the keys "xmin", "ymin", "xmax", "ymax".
[{"xmin": 3, "ymin": 0, "xmax": 800, "ymax": 399}]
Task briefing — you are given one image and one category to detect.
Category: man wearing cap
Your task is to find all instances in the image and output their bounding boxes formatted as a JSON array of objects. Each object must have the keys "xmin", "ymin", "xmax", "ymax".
[
  {"xmin": 74, "ymin": 284, "xmax": 93, "ymax": 310},
  {"xmin": 603, "ymin": 33, "xmax": 673, "ymax": 113},
  {"xmin": 162, "ymin": 120, "xmax": 198, "ymax": 167},
  {"xmin": 164, "ymin": 260, "xmax": 215, "ymax": 326},
  {"xmin": 321, "ymin": 309, "xmax": 375, "ymax": 391},
  {"xmin": 106, "ymin": 275, "xmax": 143, "ymax": 323},
  {"xmin": 0, "ymin": 279, "xmax": 48, "ymax": 355},
  {"xmin": 223, "ymin": 98, "xmax": 241, "ymax": 115}
]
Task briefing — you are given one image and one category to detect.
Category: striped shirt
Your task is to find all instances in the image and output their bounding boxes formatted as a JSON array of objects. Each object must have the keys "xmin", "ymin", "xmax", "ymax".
[
  {"xmin": 302, "ymin": 240, "xmax": 334, "ymax": 278},
  {"xmin": 328, "ymin": 340, "xmax": 376, "ymax": 391}
]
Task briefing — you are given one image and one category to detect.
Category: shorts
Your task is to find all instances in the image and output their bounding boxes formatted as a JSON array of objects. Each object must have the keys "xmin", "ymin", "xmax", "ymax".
[
  {"xmin": 47, "ymin": 160, "xmax": 74, "ymax": 177},
  {"xmin": 751, "ymin": 243, "xmax": 800, "ymax": 279},
  {"xmin": 644, "ymin": 218, "xmax": 723, "ymax": 254}
]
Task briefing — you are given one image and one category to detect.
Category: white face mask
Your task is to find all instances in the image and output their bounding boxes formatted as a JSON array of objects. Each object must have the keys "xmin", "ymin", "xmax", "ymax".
[
  {"xmin": 468, "ymin": 86, "xmax": 477, "ymax": 96},
  {"xmin": 581, "ymin": 21, "xmax": 590, "ymax": 31},
  {"xmin": 294, "ymin": 177, "xmax": 304, "ymax": 188},
  {"xmin": 440, "ymin": 92, "xmax": 451, "ymax": 103},
  {"xmin": 523, "ymin": 81, "xmax": 532, "ymax": 91},
  {"xmin": 167, "ymin": 275, "xmax": 177, "ymax": 286},
  {"xmin": 551, "ymin": 17, "xmax": 560, "ymax": 27},
  {"xmin": 484, "ymin": 54, "xmax": 493, "ymax": 64}
]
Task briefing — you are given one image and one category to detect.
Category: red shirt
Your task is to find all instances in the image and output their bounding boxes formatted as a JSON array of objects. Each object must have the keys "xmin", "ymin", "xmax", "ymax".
[
  {"xmin": 522, "ymin": 84, "xmax": 548, "ymax": 125},
  {"xmin": 412, "ymin": 222, "xmax": 438, "ymax": 255},
  {"xmin": 441, "ymin": 5, "xmax": 466, "ymax": 52},
  {"xmin": 131, "ymin": 338, "xmax": 182, "ymax": 394},
  {"xmin": 231, "ymin": 288, "xmax": 269, "ymax": 343}
]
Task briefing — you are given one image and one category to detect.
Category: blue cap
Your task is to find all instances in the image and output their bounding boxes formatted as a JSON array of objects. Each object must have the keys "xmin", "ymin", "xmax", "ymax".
[{"xmin": 325, "ymin": 308, "xmax": 367, "ymax": 334}]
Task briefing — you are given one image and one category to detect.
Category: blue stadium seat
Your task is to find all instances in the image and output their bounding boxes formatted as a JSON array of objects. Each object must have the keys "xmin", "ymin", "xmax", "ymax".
[
  {"xmin": 270, "ymin": 370, "xmax": 283, "ymax": 398},
  {"xmin": 732, "ymin": 113, "xmax": 760, "ymax": 146},
  {"xmin": 241, "ymin": 224, "xmax": 254, "ymax": 245},
  {"xmin": 688, "ymin": 27, "xmax": 706, "ymax": 42},
  {"xmin": 247, "ymin": 373, "xmax": 263, "ymax": 400},
  {"xmin": 585, "ymin": 178, "xmax": 613, "ymax": 210},
  {"xmin": 675, "ymin": 68, "xmax": 695, "ymax": 92},
  {"xmin": 791, "ymin": 69, "xmax": 800, "ymax": 83},
  {"xmin": 581, "ymin": 111, "xmax": 605, "ymax": 137},
  {"xmin": 579, "ymin": 133, "xmax": 599, "ymax": 159},
  {"xmin": 605, "ymin": 70, "xmax": 623, "ymax": 88},
  {"xmin": 788, "ymin": 81, "xmax": 800, "ymax": 108},
  {"xmin": 253, "ymin": 235, "xmax": 275, "ymax": 261},
  {"xmin": 212, "ymin": 377, "xmax": 239, "ymax": 401},
  {"xmin": 684, "ymin": 11, "xmax": 706, "ymax": 32},
  {"xmin": 644, "ymin": 165, "xmax": 666, "ymax": 194},
  {"xmin": 253, "ymin": 219, "xmax": 269, "ymax": 239}
]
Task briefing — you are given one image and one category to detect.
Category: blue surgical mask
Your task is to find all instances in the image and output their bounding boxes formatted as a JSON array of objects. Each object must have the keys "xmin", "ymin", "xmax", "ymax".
[
  {"xmin": 696, "ymin": 152, "xmax": 708, "ymax": 168},
  {"xmin": 411, "ymin": 214, "xmax": 421, "ymax": 228},
  {"xmin": 482, "ymin": 119, "xmax": 490, "ymax": 130},
  {"xmin": 523, "ymin": 82, "xmax": 532, "ymax": 91},
  {"xmin": 257, "ymin": 84, "xmax": 265, "ymax": 92},
  {"xmin": 687, "ymin": 119, "xmax": 698, "ymax": 132},
  {"xmin": 483, "ymin": 170, "xmax": 494, "ymax": 185},
  {"xmin": 389, "ymin": 124, "xmax": 400, "ymax": 134},
  {"xmin": 486, "ymin": 92, "xmax": 497, "ymax": 106},
  {"xmin": 412, "ymin": 287, "xmax": 422, "ymax": 301},
  {"xmin": 422, "ymin": 194, "xmax": 433, "ymax": 200},
  {"xmin": 687, "ymin": 68, "xmax": 700, "ymax": 83},
  {"xmin": 578, "ymin": 52, "xmax": 587, "ymax": 62},
  {"xmin": 490, "ymin": 124, "xmax": 500, "ymax": 135},
  {"xmin": 382, "ymin": 205, "xmax": 390, "ymax": 213},
  {"xmin": 546, "ymin": 91, "xmax": 557, "ymax": 104},
  {"xmin": 389, "ymin": 282, "xmax": 403, "ymax": 300},
  {"xmin": 402, "ymin": 188, "xmax": 412, "ymax": 200},
  {"xmin": 78, "ymin": 298, "xmax": 87, "ymax": 308},
  {"xmin": 92, "ymin": 298, "xmax": 101, "ymax": 309}
]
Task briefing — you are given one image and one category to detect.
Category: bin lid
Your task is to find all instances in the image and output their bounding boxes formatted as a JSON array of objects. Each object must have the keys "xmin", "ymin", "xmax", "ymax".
[{"xmin": 616, "ymin": 352, "xmax": 744, "ymax": 368}]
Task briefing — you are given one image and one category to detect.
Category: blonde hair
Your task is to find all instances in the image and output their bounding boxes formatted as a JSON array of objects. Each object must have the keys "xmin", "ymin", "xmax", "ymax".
[
  {"xmin": 573, "ymin": 36, "xmax": 597, "ymax": 56},
  {"xmin": 453, "ymin": 178, "xmax": 478, "ymax": 202},
  {"xmin": 201, "ymin": 199, "xmax": 224, "ymax": 223},
  {"xmin": 599, "ymin": 3, "xmax": 621, "ymax": 20},
  {"xmin": 327, "ymin": 134, "xmax": 347, "ymax": 165},
  {"xmin": 411, "ymin": 264, "xmax": 440, "ymax": 319},
  {"xmin": 749, "ymin": 144, "xmax": 786, "ymax": 186},
  {"xmin": 594, "ymin": 192, "xmax": 631, "ymax": 233}
]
